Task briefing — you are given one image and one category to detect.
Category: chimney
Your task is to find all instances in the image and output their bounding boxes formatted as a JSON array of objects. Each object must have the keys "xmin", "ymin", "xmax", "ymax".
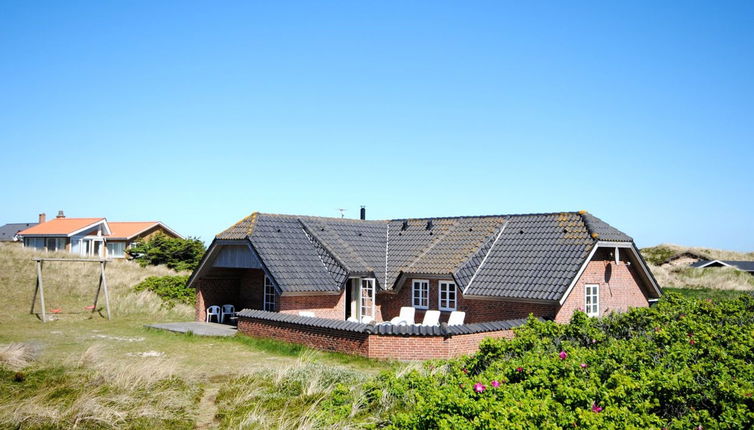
[
  {"xmin": 38, "ymin": 213, "xmax": 46, "ymax": 223},
  {"xmin": 56, "ymin": 210, "xmax": 65, "ymax": 219},
  {"xmin": 360, "ymin": 206, "xmax": 366, "ymax": 220}
]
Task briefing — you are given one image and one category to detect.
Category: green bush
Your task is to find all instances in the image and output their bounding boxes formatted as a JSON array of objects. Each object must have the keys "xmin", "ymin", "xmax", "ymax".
[
  {"xmin": 342, "ymin": 293, "xmax": 754, "ymax": 429},
  {"xmin": 133, "ymin": 275, "xmax": 192, "ymax": 306},
  {"xmin": 127, "ymin": 233, "xmax": 205, "ymax": 271},
  {"xmin": 640, "ymin": 246, "xmax": 677, "ymax": 265}
]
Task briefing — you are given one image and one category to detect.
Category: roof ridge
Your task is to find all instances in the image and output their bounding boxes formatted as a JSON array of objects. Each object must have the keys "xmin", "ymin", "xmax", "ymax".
[{"xmin": 299, "ymin": 219, "xmax": 359, "ymax": 272}]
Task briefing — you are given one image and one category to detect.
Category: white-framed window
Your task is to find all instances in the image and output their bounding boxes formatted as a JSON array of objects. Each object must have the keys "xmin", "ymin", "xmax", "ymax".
[
  {"xmin": 438, "ymin": 281, "xmax": 457, "ymax": 311},
  {"xmin": 412, "ymin": 280, "xmax": 429, "ymax": 309},
  {"xmin": 106, "ymin": 242, "xmax": 126, "ymax": 258},
  {"xmin": 585, "ymin": 284, "xmax": 599, "ymax": 317},
  {"xmin": 264, "ymin": 276, "xmax": 276, "ymax": 312}
]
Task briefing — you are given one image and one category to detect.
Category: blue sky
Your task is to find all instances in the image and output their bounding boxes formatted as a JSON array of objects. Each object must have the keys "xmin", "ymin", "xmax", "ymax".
[{"xmin": 1, "ymin": 1, "xmax": 752, "ymax": 250}]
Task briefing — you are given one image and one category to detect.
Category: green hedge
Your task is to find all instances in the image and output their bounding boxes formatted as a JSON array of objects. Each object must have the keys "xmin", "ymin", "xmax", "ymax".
[
  {"xmin": 326, "ymin": 293, "xmax": 754, "ymax": 429},
  {"xmin": 133, "ymin": 275, "xmax": 192, "ymax": 306}
]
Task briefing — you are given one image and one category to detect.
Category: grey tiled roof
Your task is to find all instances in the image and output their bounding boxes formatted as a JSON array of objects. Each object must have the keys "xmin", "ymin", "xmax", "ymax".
[
  {"xmin": 581, "ymin": 213, "xmax": 632, "ymax": 241},
  {"xmin": 211, "ymin": 211, "xmax": 635, "ymax": 301},
  {"xmin": 691, "ymin": 260, "xmax": 754, "ymax": 272},
  {"xmin": 0, "ymin": 223, "xmax": 36, "ymax": 241},
  {"xmin": 235, "ymin": 309, "xmax": 530, "ymax": 335},
  {"xmin": 248, "ymin": 214, "xmax": 343, "ymax": 293},
  {"xmin": 463, "ymin": 213, "xmax": 594, "ymax": 301}
]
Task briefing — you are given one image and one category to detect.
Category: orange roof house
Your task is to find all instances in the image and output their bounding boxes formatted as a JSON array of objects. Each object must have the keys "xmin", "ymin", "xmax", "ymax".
[{"xmin": 18, "ymin": 211, "xmax": 182, "ymax": 258}]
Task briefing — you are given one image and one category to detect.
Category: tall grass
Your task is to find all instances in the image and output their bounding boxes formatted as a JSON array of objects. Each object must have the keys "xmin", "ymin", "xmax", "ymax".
[
  {"xmin": 0, "ymin": 243, "xmax": 193, "ymax": 322},
  {"xmin": 0, "ymin": 344, "xmax": 200, "ymax": 429}
]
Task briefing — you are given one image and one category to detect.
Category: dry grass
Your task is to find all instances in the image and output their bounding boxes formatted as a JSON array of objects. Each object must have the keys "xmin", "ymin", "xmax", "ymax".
[
  {"xmin": 0, "ymin": 243, "xmax": 192, "ymax": 322},
  {"xmin": 0, "ymin": 345, "xmax": 199, "ymax": 429},
  {"xmin": 0, "ymin": 343, "xmax": 36, "ymax": 370},
  {"xmin": 642, "ymin": 243, "xmax": 754, "ymax": 291}
]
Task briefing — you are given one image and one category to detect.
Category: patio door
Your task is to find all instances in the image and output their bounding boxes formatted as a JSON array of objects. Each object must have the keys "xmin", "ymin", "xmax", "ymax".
[
  {"xmin": 349, "ymin": 277, "xmax": 376, "ymax": 322},
  {"xmin": 359, "ymin": 278, "xmax": 375, "ymax": 321}
]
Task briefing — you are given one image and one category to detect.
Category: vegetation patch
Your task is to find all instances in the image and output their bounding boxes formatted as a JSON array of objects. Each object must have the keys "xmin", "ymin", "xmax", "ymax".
[
  {"xmin": 344, "ymin": 293, "xmax": 754, "ymax": 429},
  {"xmin": 640, "ymin": 245, "xmax": 678, "ymax": 265},
  {"xmin": 133, "ymin": 275, "xmax": 193, "ymax": 306},
  {"xmin": 128, "ymin": 234, "xmax": 205, "ymax": 271}
]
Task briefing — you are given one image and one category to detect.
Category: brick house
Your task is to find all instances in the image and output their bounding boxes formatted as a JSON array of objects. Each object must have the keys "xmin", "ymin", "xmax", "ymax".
[
  {"xmin": 189, "ymin": 210, "xmax": 661, "ymax": 359},
  {"xmin": 18, "ymin": 211, "xmax": 182, "ymax": 259}
]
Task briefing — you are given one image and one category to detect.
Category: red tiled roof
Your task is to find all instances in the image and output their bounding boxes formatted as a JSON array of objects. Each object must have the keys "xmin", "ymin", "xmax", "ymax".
[
  {"xmin": 18, "ymin": 218, "xmax": 105, "ymax": 236},
  {"xmin": 107, "ymin": 222, "xmax": 160, "ymax": 239}
]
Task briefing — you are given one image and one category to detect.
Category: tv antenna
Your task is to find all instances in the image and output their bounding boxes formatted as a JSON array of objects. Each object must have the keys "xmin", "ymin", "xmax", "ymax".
[{"xmin": 337, "ymin": 208, "xmax": 347, "ymax": 218}]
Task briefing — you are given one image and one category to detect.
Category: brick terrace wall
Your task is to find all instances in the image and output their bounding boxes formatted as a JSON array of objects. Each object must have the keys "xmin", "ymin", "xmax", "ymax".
[
  {"xmin": 379, "ymin": 278, "xmax": 557, "ymax": 324},
  {"xmin": 278, "ymin": 291, "xmax": 346, "ymax": 320},
  {"xmin": 238, "ymin": 317, "xmax": 369, "ymax": 356},
  {"xmin": 555, "ymin": 248, "xmax": 651, "ymax": 323},
  {"xmin": 195, "ymin": 278, "xmax": 240, "ymax": 321},
  {"xmin": 237, "ymin": 315, "xmax": 516, "ymax": 360}
]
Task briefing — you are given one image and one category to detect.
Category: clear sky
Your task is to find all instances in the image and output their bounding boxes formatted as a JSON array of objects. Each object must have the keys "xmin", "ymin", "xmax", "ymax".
[{"xmin": 1, "ymin": 1, "xmax": 752, "ymax": 250}]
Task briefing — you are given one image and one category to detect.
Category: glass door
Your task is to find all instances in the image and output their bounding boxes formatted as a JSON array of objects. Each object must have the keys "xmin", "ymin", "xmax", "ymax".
[{"xmin": 359, "ymin": 278, "xmax": 375, "ymax": 321}]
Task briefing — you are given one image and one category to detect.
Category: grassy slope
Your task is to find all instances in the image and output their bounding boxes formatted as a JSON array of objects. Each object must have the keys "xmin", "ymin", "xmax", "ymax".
[
  {"xmin": 0, "ymin": 244, "xmax": 393, "ymax": 429},
  {"xmin": 642, "ymin": 243, "xmax": 754, "ymax": 295}
]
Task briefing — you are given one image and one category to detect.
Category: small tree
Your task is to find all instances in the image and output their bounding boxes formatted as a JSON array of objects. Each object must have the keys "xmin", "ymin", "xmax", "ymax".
[{"xmin": 127, "ymin": 233, "xmax": 205, "ymax": 271}]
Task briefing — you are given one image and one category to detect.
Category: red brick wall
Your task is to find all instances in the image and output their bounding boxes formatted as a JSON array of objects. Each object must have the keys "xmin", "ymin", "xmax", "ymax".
[
  {"xmin": 237, "ymin": 315, "xmax": 515, "ymax": 360},
  {"xmin": 378, "ymin": 278, "xmax": 556, "ymax": 324},
  {"xmin": 278, "ymin": 292, "xmax": 345, "ymax": 319},
  {"xmin": 239, "ymin": 269, "xmax": 269, "ymax": 311},
  {"xmin": 461, "ymin": 299, "xmax": 557, "ymax": 323},
  {"xmin": 238, "ymin": 317, "xmax": 369, "ymax": 356},
  {"xmin": 555, "ymin": 248, "xmax": 651, "ymax": 323}
]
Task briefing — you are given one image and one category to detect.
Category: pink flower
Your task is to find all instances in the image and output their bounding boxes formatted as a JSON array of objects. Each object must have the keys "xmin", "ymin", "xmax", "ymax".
[
  {"xmin": 690, "ymin": 339, "xmax": 696, "ymax": 345},
  {"xmin": 473, "ymin": 383, "xmax": 486, "ymax": 393},
  {"xmin": 559, "ymin": 351, "xmax": 568, "ymax": 360},
  {"xmin": 591, "ymin": 339, "xmax": 597, "ymax": 344},
  {"xmin": 491, "ymin": 380, "xmax": 500, "ymax": 388},
  {"xmin": 516, "ymin": 367, "xmax": 524, "ymax": 373},
  {"xmin": 591, "ymin": 403, "xmax": 603, "ymax": 413},
  {"xmin": 580, "ymin": 363, "xmax": 588, "ymax": 368},
  {"xmin": 462, "ymin": 368, "xmax": 468, "ymax": 374}
]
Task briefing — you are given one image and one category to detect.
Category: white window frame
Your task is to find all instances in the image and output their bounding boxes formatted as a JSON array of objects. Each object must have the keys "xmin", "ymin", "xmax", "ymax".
[
  {"xmin": 412, "ymin": 279, "xmax": 429, "ymax": 309},
  {"xmin": 438, "ymin": 281, "xmax": 457, "ymax": 311},
  {"xmin": 264, "ymin": 276, "xmax": 276, "ymax": 312},
  {"xmin": 359, "ymin": 278, "xmax": 376, "ymax": 320},
  {"xmin": 585, "ymin": 284, "xmax": 599, "ymax": 317}
]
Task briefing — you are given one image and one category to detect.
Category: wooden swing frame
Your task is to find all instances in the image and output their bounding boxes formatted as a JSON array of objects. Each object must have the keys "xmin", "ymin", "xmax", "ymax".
[{"xmin": 31, "ymin": 258, "xmax": 112, "ymax": 322}]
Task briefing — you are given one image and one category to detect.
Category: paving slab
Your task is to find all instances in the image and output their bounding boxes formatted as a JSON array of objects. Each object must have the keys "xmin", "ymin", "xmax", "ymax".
[{"xmin": 145, "ymin": 321, "xmax": 237, "ymax": 337}]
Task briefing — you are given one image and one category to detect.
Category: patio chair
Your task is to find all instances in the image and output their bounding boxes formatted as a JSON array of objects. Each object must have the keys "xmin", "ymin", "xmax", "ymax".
[
  {"xmin": 220, "ymin": 304, "xmax": 236, "ymax": 323},
  {"xmin": 448, "ymin": 311, "xmax": 466, "ymax": 326},
  {"xmin": 298, "ymin": 311, "xmax": 315, "ymax": 317},
  {"xmin": 390, "ymin": 306, "xmax": 416, "ymax": 325},
  {"xmin": 206, "ymin": 305, "xmax": 221, "ymax": 323},
  {"xmin": 420, "ymin": 310, "xmax": 441, "ymax": 326}
]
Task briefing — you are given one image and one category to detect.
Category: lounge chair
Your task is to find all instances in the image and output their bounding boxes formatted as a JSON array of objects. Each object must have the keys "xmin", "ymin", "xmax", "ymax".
[
  {"xmin": 448, "ymin": 311, "xmax": 466, "ymax": 326},
  {"xmin": 390, "ymin": 306, "xmax": 416, "ymax": 325},
  {"xmin": 420, "ymin": 310, "xmax": 441, "ymax": 326}
]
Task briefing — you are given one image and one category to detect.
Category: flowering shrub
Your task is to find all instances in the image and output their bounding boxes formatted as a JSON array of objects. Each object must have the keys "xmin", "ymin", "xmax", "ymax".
[{"xmin": 357, "ymin": 293, "xmax": 754, "ymax": 429}]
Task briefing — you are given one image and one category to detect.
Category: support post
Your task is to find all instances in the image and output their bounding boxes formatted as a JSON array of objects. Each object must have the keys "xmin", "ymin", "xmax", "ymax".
[
  {"xmin": 92, "ymin": 264, "xmax": 103, "ymax": 314},
  {"xmin": 36, "ymin": 260, "xmax": 47, "ymax": 322},
  {"xmin": 101, "ymin": 261, "xmax": 111, "ymax": 320}
]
